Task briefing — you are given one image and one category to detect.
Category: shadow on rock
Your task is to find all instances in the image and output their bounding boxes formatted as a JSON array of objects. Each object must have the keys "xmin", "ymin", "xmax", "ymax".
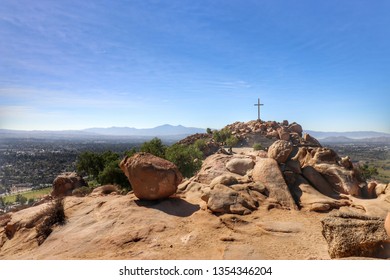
[{"xmin": 135, "ymin": 197, "xmax": 200, "ymax": 217}]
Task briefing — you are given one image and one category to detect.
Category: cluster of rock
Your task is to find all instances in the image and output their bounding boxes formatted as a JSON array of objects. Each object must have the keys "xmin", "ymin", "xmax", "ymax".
[
  {"xmin": 224, "ymin": 120, "xmax": 320, "ymax": 147},
  {"xmin": 179, "ymin": 136, "xmax": 388, "ymax": 215}
]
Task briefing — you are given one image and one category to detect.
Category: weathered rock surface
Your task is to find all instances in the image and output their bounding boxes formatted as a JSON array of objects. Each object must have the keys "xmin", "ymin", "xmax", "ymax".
[
  {"xmin": 267, "ymin": 140, "xmax": 293, "ymax": 164},
  {"xmin": 252, "ymin": 158, "xmax": 298, "ymax": 210},
  {"xmin": 120, "ymin": 153, "xmax": 182, "ymax": 200},
  {"xmin": 289, "ymin": 175, "xmax": 350, "ymax": 212},
  {"xmin": 51, "ymin": 172, "xmax": 88, "ymax": 197},
  {"xmin": 90, "ymin": 185, "xmax": 120, "ymax": 196},
  {"xmin": 225, "ymin": 157, "xmax": 255, "ymax": 175},
  {"xmin": 302, "ymin": 166, "xmax": 338, "ymax": 198},
  {"xmin": 385, "ymin": 212, "xmax": 390, "ymax": 237},
  {"xmin": 321, "ymin": 212, "xmax": 389, "ymax": 258}
]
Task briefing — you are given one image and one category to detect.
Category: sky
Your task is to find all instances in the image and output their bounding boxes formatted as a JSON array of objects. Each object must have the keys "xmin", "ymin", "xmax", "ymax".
[{"xmin": 0, "ymin": 0, "xmax": 389, "ymax": 132}]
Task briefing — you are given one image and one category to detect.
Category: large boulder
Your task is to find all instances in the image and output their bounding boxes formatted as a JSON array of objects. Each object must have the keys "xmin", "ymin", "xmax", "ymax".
[
  {"xmin": 321, "ymin": 212, "xmax": 389, "ymax": 258},
  {"xmin": 252, "ymin": 158, "xmax": 298, "ymax": 210},
  {"xmin": 120, "ymin": 153, "xmax": 182, "ymax": 200},
  {"xmin": 267, "ymin": 140, "xmax": 293, "ymax": 164},
  {"xmin": 225, "ymin": 157, "xmax": 255, "ymax": 176},
  {"xmin": 51, "ymin": 172, "xmax": 88, "ymax": 197}
]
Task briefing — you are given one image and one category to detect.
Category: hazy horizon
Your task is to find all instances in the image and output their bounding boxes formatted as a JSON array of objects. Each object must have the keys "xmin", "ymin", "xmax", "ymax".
[{"xmin": 1, "ymin": 1, "xmax": 389, "ymax": 133}]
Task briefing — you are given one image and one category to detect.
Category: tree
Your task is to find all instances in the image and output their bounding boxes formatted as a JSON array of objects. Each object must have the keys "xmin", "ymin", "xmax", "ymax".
[
  {"xmin": 165, "ymin": 144, "xmax": 203, "ymax": 178},
  {"xmin": 76, "ymin": 151, "xmax": 105, "ymax": 179},
  {"xmin": 0, "ymin": 196, "xmax": 5, "ymax": 208},
  {"xmin": 140, "ymin": 137, "xmax": 166, "ymax": 158},
  {"xmin": 98, "ymin": 160, "xmax": 131, "ymax": 190},
  {"xmin": 206, "ymin": 128, "xmax": 212, "ymax": 134}
]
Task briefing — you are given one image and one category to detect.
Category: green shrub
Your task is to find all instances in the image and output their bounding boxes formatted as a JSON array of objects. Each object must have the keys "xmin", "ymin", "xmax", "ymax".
[
  {"xmin": 213, "ymin": 128, "xmax": 232, "ymax": 144},
  {"xmin": 98, "ymin": 160, "xmax": 131, "ymax": 190},
  {"xmin": 253, "ymin": 143, "xmax": 263, "ymax": 151},
  {"xmin": 357, "ymin": 163, "xmax": 379, "ymax": 180},
  {"xmin": 226, "ymin": 135, "xmax": 238, "ymax": 148},
  {"xmin": 15, "ymin": 194, "xmax": 27, "ymax": 205},
  {"xmin": 165, "ymin": 144, "xmax": 203, "ymax": 178}
]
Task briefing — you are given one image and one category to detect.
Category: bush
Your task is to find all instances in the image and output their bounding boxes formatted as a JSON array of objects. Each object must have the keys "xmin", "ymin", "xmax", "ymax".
[
  {"xmin": 213, "ymin": 128, "xmax": 232, "ymax": 144},
  {"xmin": 36, "ymin": 198, "xmax": 66, "ymax": 245},
  {"xmin": 98, "ymin": 160, "xmax": 131, "ymax": 190},
  {"xmin": 357, "ymin": 163, "xmax": 379, "ymax": 180},
  {"xmin": 226, "ymin": 135, "xmax": 238, "ymax": 148},
  {"xmin": 165, "ymin": 144, "xmax": 203, "ymax": 178},
  {"xmin": 140, "ymin": 137, "xmax": 166, "ymax": 158},
  {"xmin": 15, "ymin": 194, "xmax": 27, "ymax": 205},
  {"xmin": 253, "ymin": 143, "xmax": 263, "ymax": 151}
]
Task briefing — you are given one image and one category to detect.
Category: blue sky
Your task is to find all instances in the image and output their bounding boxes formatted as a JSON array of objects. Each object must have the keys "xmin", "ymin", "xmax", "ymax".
[{"xmin": 0, "ymin": 0, "xmax": 389, "ymax": 132}]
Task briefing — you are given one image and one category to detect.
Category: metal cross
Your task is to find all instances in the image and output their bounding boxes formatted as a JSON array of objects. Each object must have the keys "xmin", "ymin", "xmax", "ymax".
[{"xmin": 254, "ymin": 98, "xmax": 264, "ymax": 121}]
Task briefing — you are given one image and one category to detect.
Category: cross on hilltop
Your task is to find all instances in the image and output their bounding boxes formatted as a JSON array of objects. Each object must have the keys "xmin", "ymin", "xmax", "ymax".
[{"xmin": 254, "ymin": 98, "xmax": 264, "ymax": 121}]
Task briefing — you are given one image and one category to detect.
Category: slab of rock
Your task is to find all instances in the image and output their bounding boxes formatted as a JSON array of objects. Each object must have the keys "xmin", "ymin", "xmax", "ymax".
[
  {"xmin": 321, "ymin": 212, "xmax": 389, "ymax": 258},
  {"xmin": 120, "ymin": 153, "xmax": 182, "ymax": 200},
  {"xmin": 289, "ymin": 175, "xmax": 350, "ymax": 212},
  {"xmin": 314, "ymin": 163, "xmax": 362, "ymax": 197},
  {"xmin": 267, "ymin": 140, "xmax": 293, "ymax": 164},
  {"xmin": 225, "ymin": 157, "xmax": 254, "ymax": 175},
  {"xmin": 386, "ymin": 213, "xmax": 390, "ymax": 237},
  {"xmin": 52, "ymin": 172, "xmax": 88, "ymax": 197},
  {"xmin": 302, "ymin": 166, "xmax": 338, "ymax": 198},
  {"xmin": 252, "ymin": 158, "xmax": 298, "ymax": 210},
  {"xmin": 202, "ymin": 183, "xmax": 266, "ymax": 215}
]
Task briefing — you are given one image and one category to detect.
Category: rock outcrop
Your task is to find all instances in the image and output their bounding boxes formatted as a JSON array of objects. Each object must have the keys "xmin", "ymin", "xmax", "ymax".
[
  {"xmin": 51, "ymin": 172, "xmax": 88, "ymax": 197},
  {"xmin": 321, "ymin": 212, "xmax": 389, "ymax": 258},
  {"xmin": 252, "ymin": 158, "xmax": 297, "ymax": 210},
  {"xmin": 120, "ymin": 153, "xmax": 183, "ymax": 200}
]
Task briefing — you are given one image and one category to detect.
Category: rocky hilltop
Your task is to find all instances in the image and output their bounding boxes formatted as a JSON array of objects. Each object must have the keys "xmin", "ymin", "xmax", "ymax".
[{"xmin": 0, "ymin": 120, "xmax": 389, "ymax": 260}]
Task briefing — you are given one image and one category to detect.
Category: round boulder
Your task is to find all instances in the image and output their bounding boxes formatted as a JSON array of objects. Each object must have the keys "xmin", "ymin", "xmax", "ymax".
[
  {"xmin": 267, "ymin": 140, "xmax": 293, "ymax": 164},
  {"xmin": 120, "ymin": 152, "xmax": 182, "ymax": 200}
]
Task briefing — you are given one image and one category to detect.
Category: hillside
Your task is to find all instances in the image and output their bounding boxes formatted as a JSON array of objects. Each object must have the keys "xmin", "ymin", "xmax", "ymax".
[{"xmin": 1, "ymin": 119, "xmax": 389, "ymax": 260}]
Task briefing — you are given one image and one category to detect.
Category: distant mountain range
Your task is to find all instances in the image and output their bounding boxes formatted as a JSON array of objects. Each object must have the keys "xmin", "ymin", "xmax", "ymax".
[
  {"xmin": 83, "ymin": 124, "xmax": 205, "ymax": 136},
  {"xmin": 0, "ymin": 124, "xmax": 206, "ymax": 140},
  {"xmin": 1, "ymin": 125, "xmax": 389, "ymax": 143},
  {"xmin": 304, "ymin": 130, "xmax": 390, "ymax": 143}
]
